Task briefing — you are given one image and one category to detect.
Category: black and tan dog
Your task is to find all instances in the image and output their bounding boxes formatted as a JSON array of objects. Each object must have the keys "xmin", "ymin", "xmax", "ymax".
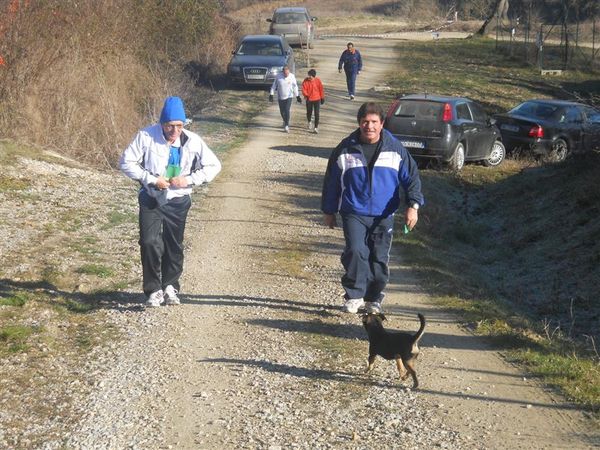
[{"xmin": 362, "ymin": 313, "xmax": 426, "ymax": 388}]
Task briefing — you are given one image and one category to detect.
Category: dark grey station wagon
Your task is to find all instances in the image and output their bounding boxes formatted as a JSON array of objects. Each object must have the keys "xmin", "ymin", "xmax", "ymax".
[
  {"xmin": 384, "ymin": 94, "xmax": 505, "ymax": 170},
  {"xmin": 227, "ymin": 35, "xmax": 295, "ymax": 86}
]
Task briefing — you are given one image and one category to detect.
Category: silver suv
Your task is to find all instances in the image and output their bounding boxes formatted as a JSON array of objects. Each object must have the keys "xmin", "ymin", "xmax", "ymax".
[{"xmin": 267, "ymin": 7, "xmax": 316, "ymax": 48}]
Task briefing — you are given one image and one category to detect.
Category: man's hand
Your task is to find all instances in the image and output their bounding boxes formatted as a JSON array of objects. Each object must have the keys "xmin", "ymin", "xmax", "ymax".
[
  {"xmin": 296, "ymin": 96, "xmax": 302, "ymax": 104},
  {"xmin": 323, "ymin": 213, "xmax": 337, "ymax": 229},
  {"xmin": 169, "ymin": 176, "xmax": 188, "ymax": 188},
  {"xmin": 269, "ymin": 94, "xmax": 274, "ymax": 102},
  {"xmin": 155, "ymin": 176, "xmax": 170, "ymax": 190},
  {"xmin": 320, "ymin": 98, "xmax": 325, "ymax": 105},
  {"xmin": 405, "ymin": 207, "xmax": 418, "ymax": 231}
]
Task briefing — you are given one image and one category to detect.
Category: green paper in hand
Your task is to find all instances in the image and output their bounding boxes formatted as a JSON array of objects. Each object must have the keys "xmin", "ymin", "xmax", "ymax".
[{"xmin": 165, "ymin": 164, "xmax": 181, "ymax": 180}]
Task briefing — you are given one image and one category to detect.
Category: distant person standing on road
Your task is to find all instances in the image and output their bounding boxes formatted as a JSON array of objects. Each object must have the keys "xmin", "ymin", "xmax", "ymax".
[
  {"xmin": 269, "ymin": 65, "xmax": 301, "ymax": 133},
  {"xmin": 321, "ymin": 102, "xmax": 424, "ymax": 314},
  {"xmin": 338, "ymin": 42, "xmax": 362, "ymax": 100},
  {"xmin": 301, "ymin": 68, "xmax": 325, "ymax": 134},
  {"xmin": 119, "ymin": 96, "xmax": 222, "ymax": 307}
]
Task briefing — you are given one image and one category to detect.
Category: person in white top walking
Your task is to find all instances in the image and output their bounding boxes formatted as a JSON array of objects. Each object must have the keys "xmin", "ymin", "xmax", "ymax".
[
  {"xmin": 269, "ymin": 65, "xmax": 301, "ymax": 133},
  {"xmin": 119, "ymin": 96, "xmax": 221, "ymax": 307}
]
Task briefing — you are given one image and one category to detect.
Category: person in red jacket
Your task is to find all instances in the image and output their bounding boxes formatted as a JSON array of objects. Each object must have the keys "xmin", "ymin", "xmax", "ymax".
[{"xmin": 301, "ymin": 69, "xmax": 325, "ymax": 134}]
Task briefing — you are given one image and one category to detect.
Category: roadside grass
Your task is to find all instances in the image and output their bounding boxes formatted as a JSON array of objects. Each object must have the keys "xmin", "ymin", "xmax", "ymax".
[
  {"xmin": 191, "ymin": 87, "xmax": 267, "ymax": 156},
  {"xmin": 0, "ymin": 324, "xmax": 38, "ymax": 353},
  {"xmin": 388, "ymin": 37, "xmax": 600, "ymax": 112},
  {"xmin": 0, "ymin": 288, "xmax": 116, "ymax": 357},
  {"xmin": 396, "ymin": 159, "xmax": 600, "ymax": 412},
  {"xmin": 271, "ymin": 244, "xmax": 314, "ymax": 280},
  {"xmin": 387, "ymin": 37, "xmax": 600, "ymax": 412},
  {"xmin": 76, "ymin": 264, "xmax": 114, "ymax": 279}
]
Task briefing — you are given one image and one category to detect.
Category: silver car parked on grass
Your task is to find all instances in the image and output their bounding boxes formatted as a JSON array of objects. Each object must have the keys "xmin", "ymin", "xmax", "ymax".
[{"xmin": 267, "ymin": 7, "xmax": 317, "ymax": 48}]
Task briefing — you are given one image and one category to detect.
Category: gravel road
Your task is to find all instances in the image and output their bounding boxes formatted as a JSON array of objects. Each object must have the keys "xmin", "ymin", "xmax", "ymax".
[{"xmin": 24, "ymin": 36, "xmax": 599, "ymax": 449}]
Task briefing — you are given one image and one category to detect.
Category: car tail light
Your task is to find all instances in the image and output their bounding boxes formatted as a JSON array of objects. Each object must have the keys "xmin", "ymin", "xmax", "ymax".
[
  {"xmin": 386, "ymin": 99, "xmax": 400, "ymax": 119},
  {"xmin": 528, "ymin": 125, "xmax": 544, "ymax": 138},
  {"xmin": 442, "ymin": 103, "xmax": 452, "ymax": 122}
]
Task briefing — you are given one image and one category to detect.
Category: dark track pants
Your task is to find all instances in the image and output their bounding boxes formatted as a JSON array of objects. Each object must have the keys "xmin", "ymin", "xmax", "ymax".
[
  {"xmin": 344, "ymin": 69, "xmax": 358, "ymax": 96},
  {"xmin": 138, "ymin": 190, "xmax": 191, "ymax": 296},
  {"xmin": 306, "ymin": 100, "xmax": 321, "ymax": 128},
  {"xmin": 278, "ymin": 97, "xmax": 293, "ymax": 127},
  {"xmin": 341, "ymin": 213, "xmax": 394, "ymax": 302}
]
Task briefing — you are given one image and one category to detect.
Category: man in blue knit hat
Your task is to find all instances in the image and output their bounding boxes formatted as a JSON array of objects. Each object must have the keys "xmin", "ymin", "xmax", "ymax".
[{"xmin": 120, "ymin": 96, "xmax": 221, "ymax": 307}]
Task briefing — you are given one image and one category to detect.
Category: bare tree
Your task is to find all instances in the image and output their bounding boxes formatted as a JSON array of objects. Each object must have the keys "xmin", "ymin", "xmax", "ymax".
[{"xmin": 477, "ymin": 0, "xmax": 510, "ymax": 34}]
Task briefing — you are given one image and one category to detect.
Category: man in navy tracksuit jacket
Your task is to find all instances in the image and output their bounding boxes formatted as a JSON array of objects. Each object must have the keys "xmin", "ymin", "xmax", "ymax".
[
  {"xmin": 322, "ymin": 102, "xmax": 424, "ymax": 314},
  {"xmin": 338, "ymin": 42, "xmax": 362, "ymax": 100}
]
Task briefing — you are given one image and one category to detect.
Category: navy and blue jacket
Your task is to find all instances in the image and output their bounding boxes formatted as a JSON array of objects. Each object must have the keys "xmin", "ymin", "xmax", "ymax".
[
  {"xmin": 321, "ymin": 129, "xmax": 424, "ymax": 217},
  {"xmin": 338, "ymin": 49, "xmax": 362, "ymax": 73}
]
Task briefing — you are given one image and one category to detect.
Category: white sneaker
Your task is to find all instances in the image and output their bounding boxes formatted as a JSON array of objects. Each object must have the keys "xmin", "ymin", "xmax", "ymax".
[
  {"xmin": 284, "ymin": 125, "xmax": 289, "ymax": 133},
  {"xmin": 350, "ymin": 95, "xmax": 355, "ymax": 100},
  {"xmin": 164, "ymin": 285, "xmax": 181, "ymax": 305},
  {"xmin": 146, "ymin": 290, "xmax": 164, "ymax": 307},
  {"xmin": 314, "ymin": 127, "xmax": 319, "ymax": 134},
  {"xmin": 343, "ymin": 298, "xmax": 365, "ymax": 313},
  {"xmin": 365, "ymin": 302, "xmax": 383, "ymax": 314}
]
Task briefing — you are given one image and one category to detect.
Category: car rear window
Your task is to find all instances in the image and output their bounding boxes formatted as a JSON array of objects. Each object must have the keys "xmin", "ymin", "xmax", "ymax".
[
  {"xmin": 392, "ymin": 100, "xmax": 443, "ymax": 120},
  {"xmin": 274, "ymin": 13, "xmax": 307, "ymax": 24},
  {"xmin": 238, "ymin": 41, "xmax": 283, "ymax": 56},
  {"xmin": 510, "ymin": 102, "xmax": 559, "ymax": 120}
]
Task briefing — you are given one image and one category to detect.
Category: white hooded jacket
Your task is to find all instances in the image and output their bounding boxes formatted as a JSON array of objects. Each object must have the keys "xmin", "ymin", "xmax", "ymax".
[{"xmin": 119, "ymin": 124, "xmax": 221, "ymax": 201}]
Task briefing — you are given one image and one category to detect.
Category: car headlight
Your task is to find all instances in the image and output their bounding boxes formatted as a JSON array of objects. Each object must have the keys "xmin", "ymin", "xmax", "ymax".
[
  {"xmin": 229, "ymin": 65, "xmax": 241, "ymax": 74},
  {"xmin": 269, "ymin": 66, "xmax": 283, "ymax": 75}
]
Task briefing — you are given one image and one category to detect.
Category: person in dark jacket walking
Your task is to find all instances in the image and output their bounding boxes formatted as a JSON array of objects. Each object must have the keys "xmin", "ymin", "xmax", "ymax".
[
  {"xmin": 338, "ymin": 42, "xmax": 362, "ymax": 100},
  {"xmin": 301, "ymin": 68, "xmax": 325, "ymax": 133},
  {"xmin": 321, "ymin": 102, "xmax": 424, "ymax": 314}
]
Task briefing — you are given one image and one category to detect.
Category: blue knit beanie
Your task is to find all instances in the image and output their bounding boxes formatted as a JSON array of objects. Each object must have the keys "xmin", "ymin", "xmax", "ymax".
[{"xmin": 160, "ymin": 96, "xmax": 186, "ymax": 123}]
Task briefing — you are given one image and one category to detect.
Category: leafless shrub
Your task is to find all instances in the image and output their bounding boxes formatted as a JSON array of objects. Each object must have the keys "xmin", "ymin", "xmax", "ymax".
[
  {"xmin": 0, "ymin": 0, "xmax": 233, "ymax": 168},
  {"xmin": 542, "ymin": 317, "xmax": 562, "ymax": 341}
]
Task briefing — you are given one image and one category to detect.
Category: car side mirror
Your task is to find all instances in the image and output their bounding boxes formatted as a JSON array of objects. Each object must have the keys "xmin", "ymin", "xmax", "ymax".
[{"xmin": 487, "ymin": 117, "xmax": 497, "ymax": 126}]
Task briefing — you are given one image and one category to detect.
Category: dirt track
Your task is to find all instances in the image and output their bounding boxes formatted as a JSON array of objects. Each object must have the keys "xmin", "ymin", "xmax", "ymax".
[
  {"xmin": 65, "ymin": 36, "xmax": 598, "ymax": 449},
  {"xmin": 166, "ymin": 37, "xmax": 598, "ymax": 448}
]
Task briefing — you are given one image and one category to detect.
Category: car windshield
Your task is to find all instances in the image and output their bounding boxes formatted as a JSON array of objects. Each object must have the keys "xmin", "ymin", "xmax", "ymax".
[
  {"xmin": 274, "ymin": 12, "xmax": 307, "ymax": 24},
  {"xmin": 237, "ymin": 41, "xmax": 283, "ymax": 56},
  {"xmin": 510, "ymin": 102, "xmax": 560, "ymax": 120},
  {"xmin": 393, "ymin": 100, "xmax": 444, "ymax": 120}
]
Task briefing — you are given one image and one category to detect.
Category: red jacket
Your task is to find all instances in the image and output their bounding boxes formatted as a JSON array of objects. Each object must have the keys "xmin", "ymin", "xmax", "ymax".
[{"xmin": 302, "ymin": 77, "xmax": 324, "ymax": 102}]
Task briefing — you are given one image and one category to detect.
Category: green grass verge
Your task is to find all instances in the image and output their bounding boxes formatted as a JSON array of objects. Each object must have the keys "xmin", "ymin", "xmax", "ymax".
[
  {"xmin": 76, "ymin": 264, "xmax": 114, "ymax": 278},
  {"xmin": 388, "ymin": 36, "xmax": 599, "ymax": 113},
  {"xmin": 387, "ymin": 37, "xmax": 600, "ymax": 412}
]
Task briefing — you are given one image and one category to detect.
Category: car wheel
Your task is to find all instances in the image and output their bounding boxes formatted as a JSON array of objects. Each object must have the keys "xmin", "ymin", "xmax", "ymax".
[
  {"xmin": 448, "ymin": 142, "xmax": 465, "ymax": 171},
  {"xmin": 543, "ymin": 138, "xmax": 569, "ymax": 163},
  {"xmin": 482, "ymin": 140, "xmax": 505, "ymax": 167}
]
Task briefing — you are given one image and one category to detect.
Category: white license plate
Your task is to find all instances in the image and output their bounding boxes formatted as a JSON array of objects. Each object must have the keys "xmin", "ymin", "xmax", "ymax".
[
  {"xmin": 246, "ymin": 74, "xmax": 264, "ymax": 80},
  {"xmin": 401, "ymin": 140, "xmax": 425, "ymax": 149},
  {"xmin": 501, "ymin": 124, "xmax": 519, "ymax": 132}
]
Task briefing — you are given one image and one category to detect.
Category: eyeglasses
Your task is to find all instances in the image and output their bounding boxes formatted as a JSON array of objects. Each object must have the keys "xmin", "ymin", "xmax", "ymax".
[{"xmin": 163, "ymin": 123, "xmax": 184, "ymax": 131}]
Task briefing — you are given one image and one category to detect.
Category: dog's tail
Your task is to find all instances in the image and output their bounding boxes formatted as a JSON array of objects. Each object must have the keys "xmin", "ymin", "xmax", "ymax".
[{"xmin": 413, "ymin": 313, "xmax": 426, "ymax": 343}]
